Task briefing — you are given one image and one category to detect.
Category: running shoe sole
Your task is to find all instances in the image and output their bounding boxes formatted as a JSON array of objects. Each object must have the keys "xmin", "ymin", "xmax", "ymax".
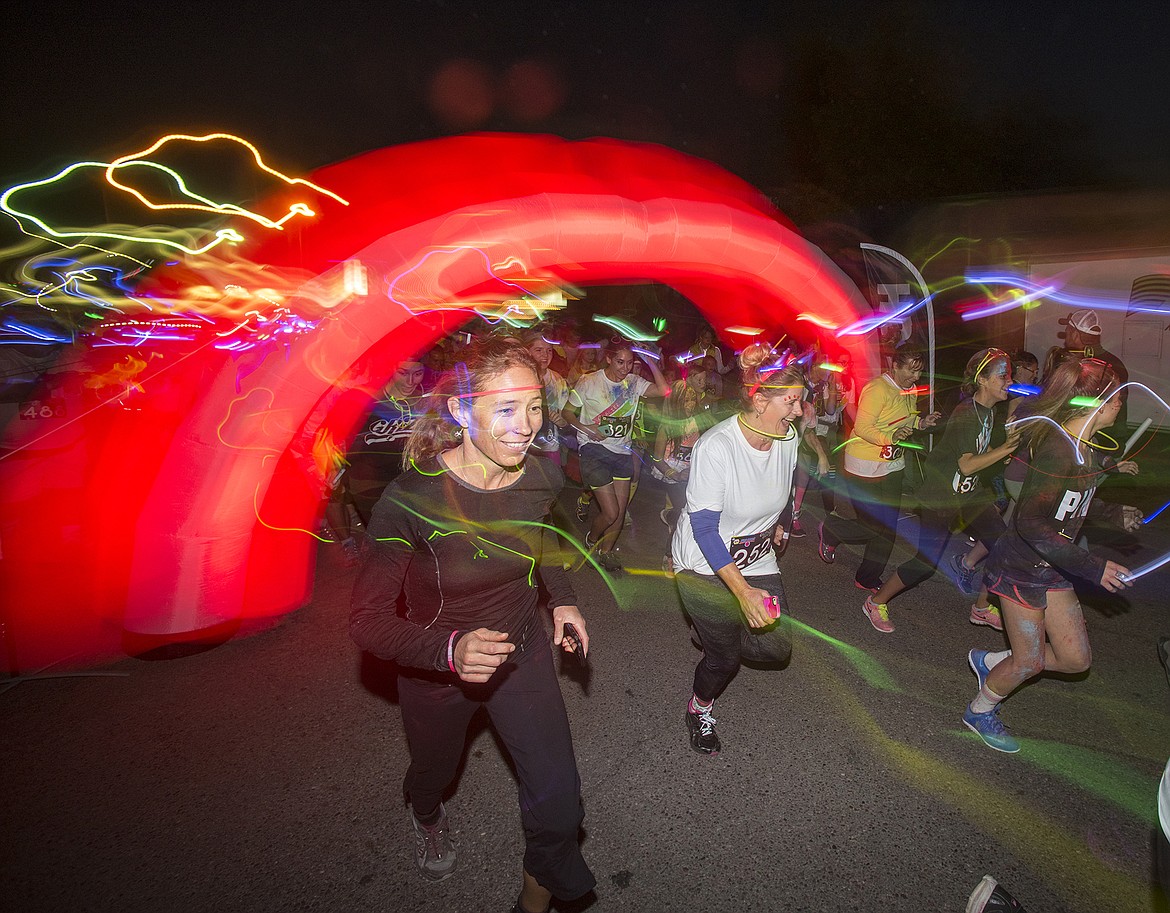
[
  {"xmin": 968, "ymin": 649, "xmax": 991, "ymax": 694},
  {"xmin": 962, "ymin": 708, "xmax": 1020, "ymax": 753}
]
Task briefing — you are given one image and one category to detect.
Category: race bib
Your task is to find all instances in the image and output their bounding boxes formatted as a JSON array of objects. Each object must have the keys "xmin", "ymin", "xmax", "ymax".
[
  {"xmin": 951, "ymin": 470, "xmax": 979, "ymax": 495},
  {"xmin": 599, "ymin": 417, "xmax": 632, "ymax": 438},
  {"xmin": 879, "ymin": 443, "xmax": 902, "ymax": 461},
  {"xmin": 19, "ymin": 399, "xmax": 66, "ymax": 420},
  {"xmin": 674, "ymin": 443, "xmax": 693, "ymax": 464},
  {"xmin": 729, "ymin": 530, "xmax": 773, "ymax": 570}
]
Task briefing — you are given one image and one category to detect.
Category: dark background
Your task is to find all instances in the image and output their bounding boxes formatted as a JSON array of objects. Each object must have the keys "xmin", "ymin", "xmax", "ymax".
[
  {"xmin": 4, "ymin": 0, "xmax": 1168, "ymax": 224},
  {"xmin": 3, "ymin": 1, "xmax": 1168, "ymax": 396}
]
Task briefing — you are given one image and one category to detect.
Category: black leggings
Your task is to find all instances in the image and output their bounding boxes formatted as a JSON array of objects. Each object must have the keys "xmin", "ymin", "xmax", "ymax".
[
  {"xmin": 821, "ymin": 469, "xmax": 904, "ymax": 589},
  {"xmin": 895, "ymin": 502, "xmax": 1005, "ymax": 589},
  {"xmin": 398, "ymin": 637, "xmax": 595, "ymax": 900},
  {"xmin": 676, "ymin": 570, "xmax": 792, "ymax": 702}
]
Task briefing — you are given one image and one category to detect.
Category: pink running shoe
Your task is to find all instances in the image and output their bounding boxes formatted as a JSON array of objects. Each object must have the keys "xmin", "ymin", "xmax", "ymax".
[
  {"xmin": 862, "ymin": 596, "xmax": 894, "ymax": 633},
  {"xmin": 970, "ymin": 603, "xmax": 1004, "ymax": 631}
]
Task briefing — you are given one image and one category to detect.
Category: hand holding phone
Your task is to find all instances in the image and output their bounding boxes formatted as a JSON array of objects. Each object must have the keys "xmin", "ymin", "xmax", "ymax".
[{"xmin": 562, "ymin": 622, "xmax": 586, "ymax": 664}]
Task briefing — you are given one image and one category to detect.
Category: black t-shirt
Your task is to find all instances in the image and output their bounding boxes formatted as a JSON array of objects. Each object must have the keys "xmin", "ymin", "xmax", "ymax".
[
  {"xmin": 346, "ymin": 393, "xmax": 423, "ymax": 491},
  {"xmin": 987, "ymin": 430, "xmax": 1123, "ymax": 587},
  {"xmin": 349, "ymin": 455, "xmax": 576, "ymax": 671},
  {"xmin": 917, "ymin": 399, "xmax": 997, "ymax": 508}
]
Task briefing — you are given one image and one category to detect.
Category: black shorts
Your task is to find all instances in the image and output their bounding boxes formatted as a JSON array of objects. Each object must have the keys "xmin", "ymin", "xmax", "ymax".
[
  {"xmin": 579, "ymin": 442, "xmax": 635, "ymax": 489},
  {"xmin": 985, "ymin": 570, "xmax": 1074, "ymax": 611}
]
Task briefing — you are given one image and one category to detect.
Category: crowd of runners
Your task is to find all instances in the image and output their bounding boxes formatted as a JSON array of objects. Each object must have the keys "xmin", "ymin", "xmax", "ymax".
[{"xmin": 338, "ymin": 308, "xmax": 1140, "ymax": 913}]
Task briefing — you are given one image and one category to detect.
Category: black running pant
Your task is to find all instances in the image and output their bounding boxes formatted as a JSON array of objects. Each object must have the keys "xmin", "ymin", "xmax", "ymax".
[{"xmin": 398, "ymin": 637, "xmax": 595, "ymax": 900}]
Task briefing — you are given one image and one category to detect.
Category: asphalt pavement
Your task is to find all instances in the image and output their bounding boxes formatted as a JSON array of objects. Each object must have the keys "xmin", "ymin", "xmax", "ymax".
[{"xmin": 5, "ymin": 475, "xmax": 1170, "ymax": 913}]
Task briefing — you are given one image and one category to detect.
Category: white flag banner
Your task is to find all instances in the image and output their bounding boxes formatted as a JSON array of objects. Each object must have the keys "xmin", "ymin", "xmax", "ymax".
[{"xmin": 858, "ymin": 243, "xmax": 936, "ymax": 426}]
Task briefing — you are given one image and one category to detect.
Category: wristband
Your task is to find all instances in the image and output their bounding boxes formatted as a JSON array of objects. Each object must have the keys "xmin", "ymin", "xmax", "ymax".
[{"xmin": 447, "ymin": 630, "xmax": 459, "ymax": 674}]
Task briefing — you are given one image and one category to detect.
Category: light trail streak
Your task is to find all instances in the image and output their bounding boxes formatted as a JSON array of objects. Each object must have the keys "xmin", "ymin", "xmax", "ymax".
[
  {"xmin": 104, "ymin": 132, "xmax": 349, "ymax": 208},
  {"xmin": 833, "ymin": 293, "xmax": 934, "ymax": 337},
  {"xmin": 965, "ymin": 272, "xmax": 1170, "ymax": 317},
  {"xmin": 1140, "ymin": 498, "xmax": 1170, "ymax": 526},
  {"xmin": 2, "ymin": 161, "xmax": 247, "ymax": 255},
  {"xmin": 591, "ymin": 314, "xmax": 662, "ymax": 342},
  {"xmin": 959, "ymin": 281, "xmax": 1055, "ymax": 321}
]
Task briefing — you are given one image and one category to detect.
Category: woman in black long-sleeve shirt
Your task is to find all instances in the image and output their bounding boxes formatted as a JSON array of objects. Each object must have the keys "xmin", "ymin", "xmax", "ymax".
[
  {"xmin": 350, "ymin": 337, "xmax": 594, "ymax": 913},
  {"xmin": 963, "ymin": 358, "xmax": 1142, "ymax": 754}
]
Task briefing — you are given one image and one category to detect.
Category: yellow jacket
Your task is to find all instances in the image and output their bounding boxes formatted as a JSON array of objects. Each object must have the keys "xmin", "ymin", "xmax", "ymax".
[{"xmin": 846, "ymin": 375, "xmax": 920, "ymax": 466}]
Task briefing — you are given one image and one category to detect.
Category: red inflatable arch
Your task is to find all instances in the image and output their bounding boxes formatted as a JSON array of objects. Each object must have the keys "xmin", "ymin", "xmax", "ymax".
[{"xmin": 0, "ymin": 134, "xmax": 875, "ymax": 672}]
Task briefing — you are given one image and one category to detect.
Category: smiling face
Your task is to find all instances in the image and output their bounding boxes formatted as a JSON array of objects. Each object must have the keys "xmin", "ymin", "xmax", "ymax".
[
  {"xmin": 388, "ymin": 361, "xmax": 424, "ymax": 396},
  {"xmin": 976, "ymin": 357, "xmax": 1012, "ymax": 404},
  {"xmin": 754, "ymin": 386, "xmax": 805, "ymax": 435},
  {"xmin": 451, "ymin": 366, "xmax": 544, "ymax": 473},
  {"xmin": 604, "ymin": 347, "xmax": 635, "ymax": 382},
  {"xmin": 527, "ymin": 338, "xmax": 554, "ymax": 373}
]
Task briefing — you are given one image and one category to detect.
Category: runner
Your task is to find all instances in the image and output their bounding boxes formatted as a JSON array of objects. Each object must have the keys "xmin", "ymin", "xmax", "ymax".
[
  {"xmin": 525, "ymin": 329, "xmax": 570, "ymax": 467},
  {"xmin": 963, "ymin": 357, "xmax": 1142, "ymax": 753},
  {"xmin": 818, "ymin": 344, "xmax": 941, "ymax": 600},
  {"xmin": 652, "ymin": 377, "xmax": 706, "ymax": 577},
  {"xmin": 860, "ymin": 348, "xmax": 1021, "ymax": 633},
  {"xmin": 349, "ymin": 337, "xmax": 594, "ymax": 912},
  {"xmin": 563, "ymin": 338, "xmax": 668, "ymax": 571},
  {"xmin": 671, "ymin": 343, "xmax": 803, "ymax": 754}
]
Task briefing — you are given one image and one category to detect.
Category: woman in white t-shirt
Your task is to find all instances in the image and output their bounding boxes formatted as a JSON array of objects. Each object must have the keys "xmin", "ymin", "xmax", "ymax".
[
  {"xmin": 563, "ymin": 339, "xmax": 668, "ymax": 572},
  {"xmin": 671, "ymin": 343, "xmax": 804, "ymax": 755}
]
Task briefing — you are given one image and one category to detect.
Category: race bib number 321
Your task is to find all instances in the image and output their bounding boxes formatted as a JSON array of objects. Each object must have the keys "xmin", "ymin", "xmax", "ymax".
[{"xmin": 599, "ymin": 417, "xmax": 631, "ymax": 438}]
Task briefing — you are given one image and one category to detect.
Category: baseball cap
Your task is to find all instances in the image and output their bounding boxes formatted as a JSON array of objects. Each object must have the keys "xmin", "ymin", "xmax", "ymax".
[{"xmin": 1061, "ymin": 309, "xmax": 1101, "ymax": 335}]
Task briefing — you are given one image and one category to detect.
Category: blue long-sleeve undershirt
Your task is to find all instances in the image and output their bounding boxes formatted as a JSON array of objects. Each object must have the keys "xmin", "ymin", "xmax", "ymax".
[{"xmin": 690, "ymin": 508, "xmax": 733, "ymax": 573}]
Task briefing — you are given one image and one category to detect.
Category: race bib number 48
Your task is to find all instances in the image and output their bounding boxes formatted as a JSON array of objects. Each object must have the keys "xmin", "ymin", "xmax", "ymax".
[{"xmin": 19, "ymin": 399, "xmax": 66, "ymax": 420}]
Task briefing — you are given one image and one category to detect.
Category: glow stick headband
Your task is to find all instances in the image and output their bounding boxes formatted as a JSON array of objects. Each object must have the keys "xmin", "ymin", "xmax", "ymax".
[{"xmin": 972, "ymin": 347, "xmax": 1009, "ymax": 382}]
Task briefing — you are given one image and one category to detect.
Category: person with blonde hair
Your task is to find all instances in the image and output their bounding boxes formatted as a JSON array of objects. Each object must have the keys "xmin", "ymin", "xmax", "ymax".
[
  {"xmin": 671, "ymin": 342, "xmax": 804, "ymax": 754},
  {"xmin": 963, "ymin": 357, "xmax": 1142, "ymax": 753},
  {"xmin": 350, "ymin": 337, "xmax": 594, "ymax": 912}
]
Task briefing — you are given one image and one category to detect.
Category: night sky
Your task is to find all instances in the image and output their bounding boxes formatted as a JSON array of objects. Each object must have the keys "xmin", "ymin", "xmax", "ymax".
[{"xmin": 4, "ymin": 0, "xmax": 1168, "ymax": 227}]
